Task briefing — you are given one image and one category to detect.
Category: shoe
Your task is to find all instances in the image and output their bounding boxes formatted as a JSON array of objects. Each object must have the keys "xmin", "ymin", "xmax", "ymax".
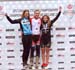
[
  {"xmin": 45, "ymin": 64, "xmax": 50, "ymax": 69},
  {"xmin": 29, "ymin": 64, "xmax": 33, "ymax": 69},
  {"xmin": 45, "ymin": 63, "xmax": 48, "ymax": 67},
  {"xmin": 35, "ymin": 66, "xmax": 41, "ymax": 69},
  {"xmin": 38, "ymin": 66, "xmax": 42, "ymax": 69},
  {"xmin": 23, "ymin": 61, "xmax": 28, "ymax": 66},
  {"xmin": 32, "ymin": 66, "xmax": 35, "ymax": 69},
  {"xmin": 41, "ymin": 63, "xmax": 47, "ymax": 67},
  {"xmin": 23, "ymin": 63, "xmax": 29, "ymax": 69},
  {"xmin": 29, "ymin": 65, "xmax": 35, "ymax": 69},
  {"xmin": 23, "ymin": 64, "xmax": 28, "ymax": 69},
  {"xmin": 35, "ymin": 66, "xmax": 38, "ymax": 69}
]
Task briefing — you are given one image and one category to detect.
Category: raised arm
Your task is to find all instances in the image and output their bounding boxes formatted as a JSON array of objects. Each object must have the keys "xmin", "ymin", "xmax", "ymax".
[
  {"xmin": 5, "ymin": 14, "xmax": 21, "ymax": 24},
  {"xmin": 51, "ymin": 6, "xmax": 62, "ymax": 26}
]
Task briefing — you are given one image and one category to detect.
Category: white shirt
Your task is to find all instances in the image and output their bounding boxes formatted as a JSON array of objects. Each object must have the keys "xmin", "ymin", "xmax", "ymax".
[{"xmin": 31, "ymin": 18, "xmax": 41, "ymax": 35}]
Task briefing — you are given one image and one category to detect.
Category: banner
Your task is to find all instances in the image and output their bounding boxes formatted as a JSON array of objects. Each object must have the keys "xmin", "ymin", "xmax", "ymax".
[{"xmin": 0, "ymin": 0, "xmax": 75, "ymax": 70}]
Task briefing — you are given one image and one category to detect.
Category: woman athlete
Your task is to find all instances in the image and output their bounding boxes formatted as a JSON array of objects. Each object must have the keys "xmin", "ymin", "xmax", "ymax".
[
  {"xmin": 41, "ymin": 7, "xmax": 61, "ymax": 69},
  {"xmin": 5, "ymin": 10, "xmax": 32, "ymax": 69}
]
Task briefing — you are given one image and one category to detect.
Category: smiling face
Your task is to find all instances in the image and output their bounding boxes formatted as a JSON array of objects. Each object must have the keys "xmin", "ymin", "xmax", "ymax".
[
  {"xmin": 42, "ymin": 15, "xmax": 49, "ymax": 23},
  {"xmin": 43, "ymin": 16, "xmax": 49, "ymax": 23},
  {"xmin": 34, "ymin": 10, "xmax": 40, "ymax": 19},
  {"xmin": 24, "ymin": 11, "xmax": 29, "ymax": 18},
  {"xmin": 42, "ymin": 15, "xmax": 51, "ymax": 27}
]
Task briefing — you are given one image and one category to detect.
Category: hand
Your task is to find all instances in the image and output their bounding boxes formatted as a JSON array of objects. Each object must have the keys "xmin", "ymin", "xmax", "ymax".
[
  {"xmin": 5, "ymin": 13, "xmax": 7, "ymax": 16},
  {"xmin": 59, "ymin": 6, "xmax": 62, "ymax": 11}
]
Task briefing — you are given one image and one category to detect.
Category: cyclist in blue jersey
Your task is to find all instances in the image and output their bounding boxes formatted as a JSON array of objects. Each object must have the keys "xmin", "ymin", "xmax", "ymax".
[{"xmin": 5, "ymin": 10, "xmax": 32, "ymax": 69}]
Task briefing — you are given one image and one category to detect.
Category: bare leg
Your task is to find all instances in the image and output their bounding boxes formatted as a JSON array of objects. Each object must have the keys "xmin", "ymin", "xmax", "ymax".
[
  {"xmin": 45, "ymin": 47, "xmax": 50, "ymax": 64},
  {"xmin": 41, "ymin": 48, "xmax": 45, "ymax": 64}
]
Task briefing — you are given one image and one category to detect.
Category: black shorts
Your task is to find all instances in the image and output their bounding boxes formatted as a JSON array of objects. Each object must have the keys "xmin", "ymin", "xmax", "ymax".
[
  {"xmin": 41, "ymin": 35, "xmax": 51, "ymax": 48},
  {"xmin": 32, "ymin": 35, "xmax": 40, "ymax": 44}
]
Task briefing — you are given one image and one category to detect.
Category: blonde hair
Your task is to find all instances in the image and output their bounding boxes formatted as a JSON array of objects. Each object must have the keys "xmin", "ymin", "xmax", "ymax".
[{"xmin": 34, "ymin": 9, "xmax": 40, "ymax": 13}]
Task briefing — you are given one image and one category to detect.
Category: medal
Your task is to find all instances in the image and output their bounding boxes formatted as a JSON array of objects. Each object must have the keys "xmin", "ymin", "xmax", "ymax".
[{"xmin": 43, "ymin": 24, "xmax": 47, "ymax": 33}]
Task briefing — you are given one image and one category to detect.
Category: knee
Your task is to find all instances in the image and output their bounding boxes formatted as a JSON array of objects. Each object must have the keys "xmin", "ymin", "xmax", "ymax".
[
  {"xmin": 42, "ymin": 51, "xmax": 45, "ymax": 55},
  {"xmin": 41, "ymin": 49, "xmax": 45, "ymax": 54},
  {"xmin": 46, "ymin": 48, "xmax": 50, "ymax": 54}
]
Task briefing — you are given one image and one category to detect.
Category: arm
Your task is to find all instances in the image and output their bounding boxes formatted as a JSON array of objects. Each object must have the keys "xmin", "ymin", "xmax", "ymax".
[
  {"xmin": 40, "ymin": 24, "xmax": 43, "ymax": 30},
  {"xmin": 51, "ymin": 11, "xmax": 61, "ymax": 24},
  {"xmin": 51, "ymin": 6, "xmax": 62, "ymax": 26},
  {"xmin": 5, "ymin": 14, "xmax": 21, "ymax": 24}
]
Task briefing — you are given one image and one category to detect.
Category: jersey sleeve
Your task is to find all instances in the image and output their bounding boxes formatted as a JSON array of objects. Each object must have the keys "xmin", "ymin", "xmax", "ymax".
[
  {"xmin": 30, "ymin": 18, "xmax": 32, "ymax": 24},
  {"xmin": 50, "ymin": 11, "xmax": 61, "ymax": 26},
  {"xmin": 6, "ymin": 14, "xmax": 21, "ymax": 24}
]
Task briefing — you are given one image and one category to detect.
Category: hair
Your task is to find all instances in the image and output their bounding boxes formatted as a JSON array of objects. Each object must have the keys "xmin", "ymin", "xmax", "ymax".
[
  {"xmin": 34, "ymin": 9, "xmax": 40, "ymax": 13},
  {"xmin": 41, "ymin": 15, "xmax": 51, "ymax": 27},
  {"xmin": 21, "ymin": 10, "xmax": 30, "ymax": 20}
]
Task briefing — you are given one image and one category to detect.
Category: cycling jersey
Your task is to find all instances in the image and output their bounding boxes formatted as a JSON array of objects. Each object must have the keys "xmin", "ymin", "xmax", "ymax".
[
  {"xmin": 30, "ymin": 18, "xmax": 41, "ymax": 35},
  {"xmin": 6, "ymin": 15, "xmax": 32, "ymax": 66},
  {"xmin": 21, "ymin": 18, "xmax": 32, "ymax": 35},
  {"xmin": 41, "ymin": 11, "xmax": 61, "ymax": 48},
  {"xmin": 6, "ymin": 15, "xmax": 32, "ymax": 35}
]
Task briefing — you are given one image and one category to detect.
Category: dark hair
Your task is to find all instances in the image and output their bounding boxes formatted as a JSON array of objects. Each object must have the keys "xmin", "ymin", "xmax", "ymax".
[
  {"xmin": 41, "ymin": 15, "xmax": 51, "ymax": 27},
  {"xmin": 21, "ymin": 10, "xmax": 30, "ymax": 20}
]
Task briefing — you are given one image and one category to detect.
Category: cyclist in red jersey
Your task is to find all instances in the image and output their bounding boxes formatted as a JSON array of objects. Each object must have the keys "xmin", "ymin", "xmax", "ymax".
[{"xmin": 30, "ymin": 10, "xmax": 41, "ymax": 69}]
